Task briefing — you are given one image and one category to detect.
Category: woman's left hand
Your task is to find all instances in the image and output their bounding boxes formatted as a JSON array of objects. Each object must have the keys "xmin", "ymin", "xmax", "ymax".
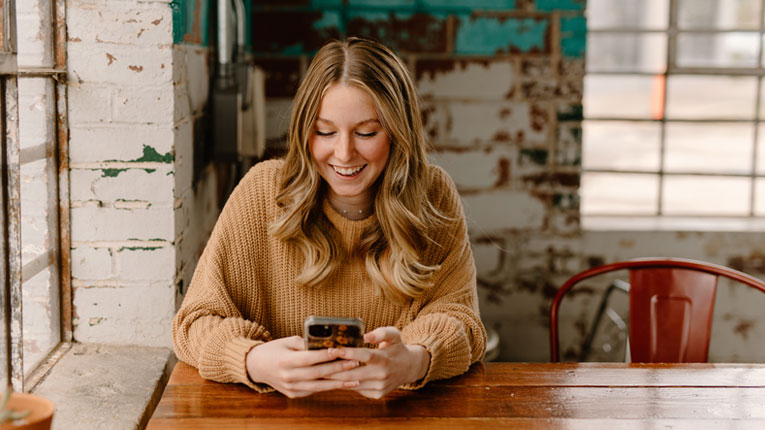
[{"xmin": 326, "ymin": 326, "xmax": 430, "ymax": 399}]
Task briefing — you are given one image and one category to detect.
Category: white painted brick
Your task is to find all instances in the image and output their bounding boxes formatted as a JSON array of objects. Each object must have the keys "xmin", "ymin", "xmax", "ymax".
[
  {"xmin": 173, "ymin": 118, "xmax": 193, "ymax": 194},
  {"xmin": 70, "ymin": 166, "xmax": 174, "ymax": 204},
  {"xmin": 71, "ymin": 206, "xmax": 173, "ymax": 242},
  {"xmin": 68, "ymin": 43, "xmax": 172, "ymax": 86},
  {"xmin": 417, "ymin": 59, "xmax": 516, "ymax": 100},
  {"xmin": 71, "ymin": 247, "xmax": 113, "ymax": 280},
  {"xmin": 429, "ymin": 146, "xmax": 515, "ymax": 190},
  {"xmin": 116, "ymin": 246, "xmax": 175, "ymax": 281},
  {"xmin": 112, "ymin": 85, "xmax": 174, "ymax": 124},
  {"xmin": 68, "ymin": 84, "xmax": 112, "ymax": 124},
  {"xmin": 67, "ymin": 1, "xmax": 172, "ymax": 47},
  {"xmin": 72, "ymin": 283, "xmax": 175, "ymax": 347},
  {"xmin": 461, "ymin": 190, "xmax": 546, "ymax": 232},
  {"xmin": 446, "ymin": 101, "xmax": 550, "ymax": 145},
  {"xmin": 174, "ymin": 45, "xmax": 210, "ymax": 115},
  {"xmin": 69, "ymin": 125, "xmax": 174, "ymax": 163},
  {"xmin": 472, "ymin": 241, "xmax": 504, "ymax": 277}
]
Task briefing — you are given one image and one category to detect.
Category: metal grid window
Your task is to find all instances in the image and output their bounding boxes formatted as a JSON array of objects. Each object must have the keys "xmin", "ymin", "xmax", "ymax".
[
  {"xmin": 581, "ymin": 0, "xmax": 765, "ymax": 230},
  {"xmin": 1, "ymin": 0, "xmax": 70, "ymax": 392}
]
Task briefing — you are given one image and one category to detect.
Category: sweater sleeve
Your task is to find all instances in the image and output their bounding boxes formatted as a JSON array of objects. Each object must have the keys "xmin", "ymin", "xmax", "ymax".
[
  {"xmin": 171, "ymin": 164, "xmax": 277, "ymax": 393},
  {"xmin": 399, "ymin": 167, "xmax": 487, "ymax": 389}
]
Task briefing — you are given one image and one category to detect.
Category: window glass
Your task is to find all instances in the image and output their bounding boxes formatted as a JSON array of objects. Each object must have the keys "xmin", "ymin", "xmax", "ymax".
[
  {"xmin": 676, "ymin": 32, "xmax": 760, "ymax": 68},
  {"xmin": 583, "ymin": 121, "xmax": 661, "ymax": 171},
  {"xmin": 587, "ymin": 33, "xmax": 667, "ymax": 73},
  {"xmin": 664, "ymin": 122, "xmax": 754, "ymax": 174},
  {"xmin": 666, "ymin": 75, "xmax": 757, "ymax": 119},
  {"xmin": 587, "ymin": 0, "xmax": 669, "ymax": 29},
  {"xmin": 756, "ymin": 178, "xmax": 765, "ymax": 215},
  {"xmin": 678, "ymin": 0, "xmax": 761, "ymax": 29},
  {"xmin": 663, "ymin": 176, "xmax": 751, "ymax": 215},
  {"xmin": 581, "ymin": 173, "xmax": 659, "ymax": 214},
  {"xmin": 584, "ymin": 75, "xmax": 662, "ymax": 119}
]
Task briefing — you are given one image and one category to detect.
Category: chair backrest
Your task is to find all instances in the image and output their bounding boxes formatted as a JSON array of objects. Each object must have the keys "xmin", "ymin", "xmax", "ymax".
[{"xmin": 550, "ymin": 258, "xmax": 765, "ymax": 363}]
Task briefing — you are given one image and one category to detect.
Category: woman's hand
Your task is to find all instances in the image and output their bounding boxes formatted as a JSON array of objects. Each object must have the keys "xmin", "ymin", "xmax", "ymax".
[
  {"xmin": 327, "ymin": 327, "xmax": 431, "ymax": 399},
  {"xmin": 245, "ymin": 336, "xmax": 361, "ymax": 398}
]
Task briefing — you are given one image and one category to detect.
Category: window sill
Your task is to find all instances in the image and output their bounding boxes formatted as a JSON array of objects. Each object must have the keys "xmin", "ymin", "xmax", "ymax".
[
  {"xmin": 30, "ymin": 343, "xmax": 175, "ymax": 430},
  {"xmin": 583, "ymin": 216, "xmax": 765, "ymax": 232}
]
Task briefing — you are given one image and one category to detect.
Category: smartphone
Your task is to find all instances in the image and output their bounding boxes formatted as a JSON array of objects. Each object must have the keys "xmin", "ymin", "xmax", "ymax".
[{"xmin": 304, "ymin": 316, "xmax": 364, "ymax": 350}]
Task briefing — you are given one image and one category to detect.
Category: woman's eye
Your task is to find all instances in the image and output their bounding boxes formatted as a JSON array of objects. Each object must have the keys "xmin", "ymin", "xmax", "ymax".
[
  {"xmin": 315, "ymin": 130, "xmax": 335, "ymax": 137},
  {"xmin": 356, "ymin": 131, "xmax": 378, "ymax": 138}
]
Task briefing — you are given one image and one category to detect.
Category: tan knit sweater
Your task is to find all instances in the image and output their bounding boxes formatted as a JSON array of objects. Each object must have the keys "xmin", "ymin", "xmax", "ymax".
[{"xmin": 172, "ymin": 159, "xmax": 486, "ymax": 392}]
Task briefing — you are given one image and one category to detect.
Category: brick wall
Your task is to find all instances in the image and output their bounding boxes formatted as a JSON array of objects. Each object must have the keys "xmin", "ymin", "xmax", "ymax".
[{"xmin": 66, "ymin": 0, "xmax": 218, "ymax": 347}]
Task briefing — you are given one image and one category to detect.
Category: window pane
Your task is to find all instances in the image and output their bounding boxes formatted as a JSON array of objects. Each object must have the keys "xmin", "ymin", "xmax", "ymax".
[
  {"xmin": 663, "ymin": 176, "xmax": 751, "ymax": 215},
  {"xmin": 679, "ymin": 0, "xmax": 761, "ymax": 29},
  {"xmin": 587, "ymin": 33, "xmax": 667, "ymax": 73},
  {"xmin": 583, "ymin": 120, "xmax": 661, "ymax": 171},
  {"xmin": 587, "ymin": 0, "xmax": 668, "ymax": 29},
  {"xmin": 756, "ymin": 178, "xmax": 765, "ymax": 215},
  {"xmin": 584, "ymin": 75, "xmax": 662, "ymax": 119},
  {"xmin": 665, "ymin": 122, "xmax": 754, "ymax": 174},
  {"xmin": 676, "ymin": 32, "xmax": 760, "ymax": 68},
  {"xmin": 18, "ymin": 77, "xmax": 61, "ymax": 380},
  {"xmin": 581, "ymin": 173, "xmax": 659, "ymax": 214},
  {"xmin": 666, "ymin": 75, "xmax": 757, "ymax": 119}
]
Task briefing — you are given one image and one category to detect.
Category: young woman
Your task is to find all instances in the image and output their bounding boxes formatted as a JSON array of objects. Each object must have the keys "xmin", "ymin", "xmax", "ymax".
[{"xmin": 172, "ymin": 38, "xmax": 486, "ymax": 399}]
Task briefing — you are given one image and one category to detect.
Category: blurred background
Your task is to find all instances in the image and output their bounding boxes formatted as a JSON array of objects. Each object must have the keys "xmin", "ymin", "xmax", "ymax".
[{"xmin": 2, "ymin": 0, "xmax": 765, "ymax": 393}]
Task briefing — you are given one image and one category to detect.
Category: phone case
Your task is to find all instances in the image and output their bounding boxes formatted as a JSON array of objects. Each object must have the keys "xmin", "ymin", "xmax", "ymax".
[{"xmin": 304, "ymin": 316, "xmax": 364, "ymax": 350}]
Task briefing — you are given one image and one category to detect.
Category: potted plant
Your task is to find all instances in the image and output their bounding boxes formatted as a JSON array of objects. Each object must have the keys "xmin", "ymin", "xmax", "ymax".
[{"xmin": 0, "ymin": 387, "xmax": 54, "ymax": 430}]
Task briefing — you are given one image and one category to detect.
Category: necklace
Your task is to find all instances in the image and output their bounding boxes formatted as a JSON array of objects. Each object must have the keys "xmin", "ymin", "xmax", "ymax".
[{"xmin": 342, "ymin": 209, "xmax": 365, "ymax": 215}]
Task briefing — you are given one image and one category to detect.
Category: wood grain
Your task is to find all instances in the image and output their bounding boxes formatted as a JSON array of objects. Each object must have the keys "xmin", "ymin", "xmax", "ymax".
[{"xmin": 148, "ymin": 361, "xmax": 765, "ymax": 429}]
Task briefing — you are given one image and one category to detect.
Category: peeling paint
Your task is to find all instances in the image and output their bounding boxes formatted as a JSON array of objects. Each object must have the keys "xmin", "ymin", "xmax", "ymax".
[
  {"xmin": 734, "ymin": 319, "xmax": 755, "ymax": 339},
  {"xmin": 101, "ymin": 168, "xmax": 128, "ymax": 178},
  {"xmin": 106, "ymin": 53, "xmax": 116, "ymax": 65},
  {"xmin": 128, "ymin": 65, "xmax": 144, "ymax": 72}
]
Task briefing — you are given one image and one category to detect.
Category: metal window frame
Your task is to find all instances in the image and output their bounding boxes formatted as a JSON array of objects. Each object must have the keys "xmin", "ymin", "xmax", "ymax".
[
  {"xmin": 1, "ymin": 0, "xmax": 70, "ymax": 392},
  {"xmin": 583, "ymin": 0, "xmax": 765, "ymax": 219}
]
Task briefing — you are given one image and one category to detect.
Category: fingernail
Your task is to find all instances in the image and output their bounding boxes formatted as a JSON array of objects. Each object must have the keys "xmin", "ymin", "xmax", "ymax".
[
  {"xmin": 343, "ymin": 360, "xmax": 357, "ymax": 370},
  {"xmin": 344, "ymin": 381, "xmax": 359, "ymax": 388}
]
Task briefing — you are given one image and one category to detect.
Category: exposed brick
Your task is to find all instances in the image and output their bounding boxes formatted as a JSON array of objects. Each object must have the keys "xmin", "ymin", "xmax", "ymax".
[
  {"xmin": 67, "ymin": 1, "xmax": 172, "ymax": 47},
  {"xmin": 347, "ymin": 11, "xmax": 450, "ymax": 53},
  {"xmin": 112, "ymin": 85, "xmax": 175, "ymax": 124},
  {"xmin": 69, "ymin": 125, "xmax": 174, "ymax": 163},
  {"xmin": 68, "ymin": 43, "xmax": 173, "ymax": 86},
  {"xmin": 556, "ymin": 123, "xmax": 582, "ymax": 167},
  {"xmin": 416, "ymin": 59, "xmax": 516, "ymax": 100},
  {"xmin": 429, "ymin": 146, "xmax": 515, "ymax": 190},
  {"xmin": 461, "ymin": 190, "xmax": 546, "ymax": 232},
  {"xmin": 455, "ymin": 15, "xmax": 551, "ymax": 55},
  {"xmin": 71, "ymin": 206, "xmax": 174, "ymax": 242},
  {"xmin": 116, "ymin": 246, "xmax": 175, "ymax": 281},
  {"xmin": 70, "ymin": 166, "xmax": 174, "ymax": 204},
  {"xmin": 71, "ymin": 247, "xmax": 113, "ymax": 280}
]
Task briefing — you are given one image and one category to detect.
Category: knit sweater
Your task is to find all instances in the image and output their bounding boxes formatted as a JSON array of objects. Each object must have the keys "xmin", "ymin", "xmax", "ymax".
[{"xmin": 172, "ymin": 158, "xmax": 486, "ymax": 392}]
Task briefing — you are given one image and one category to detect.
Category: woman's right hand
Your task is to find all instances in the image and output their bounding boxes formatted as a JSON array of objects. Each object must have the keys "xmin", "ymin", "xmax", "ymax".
[{"xmin": 245, "ymin": 336, "xmax": 360, "ymax": 398}]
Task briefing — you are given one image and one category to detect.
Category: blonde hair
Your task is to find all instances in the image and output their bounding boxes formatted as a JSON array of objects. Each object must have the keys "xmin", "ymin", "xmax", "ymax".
[{"xmin": 270, "ymin": 38, "xmax": 449, "ymax": 303}]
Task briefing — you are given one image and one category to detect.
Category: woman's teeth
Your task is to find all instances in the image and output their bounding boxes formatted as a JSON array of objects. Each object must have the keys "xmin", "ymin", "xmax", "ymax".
[{"xmin": 332, "ymin": 165, "xmax": 364, "ymax": 176}]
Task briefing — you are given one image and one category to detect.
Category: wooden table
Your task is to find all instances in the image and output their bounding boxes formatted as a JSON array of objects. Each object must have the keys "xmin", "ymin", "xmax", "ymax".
[{"xmin": 146, "ymin": 361, "xmax": 765, "ymax": 429}]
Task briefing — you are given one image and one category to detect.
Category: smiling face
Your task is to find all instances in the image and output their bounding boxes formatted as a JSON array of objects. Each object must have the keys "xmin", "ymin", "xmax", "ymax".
[{"xmin": 309, "ymin": 83, "xmax": 391, "ymax": 208}]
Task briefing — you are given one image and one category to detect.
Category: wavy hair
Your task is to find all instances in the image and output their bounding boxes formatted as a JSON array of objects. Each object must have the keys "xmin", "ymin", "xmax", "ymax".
[{"xmin": 269, "ymin": 38, "xmax": 449, "ymax": 303}]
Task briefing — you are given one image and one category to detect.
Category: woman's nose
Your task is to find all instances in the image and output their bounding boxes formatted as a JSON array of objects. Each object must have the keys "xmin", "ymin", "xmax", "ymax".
[{"xmin": 334, "ymin": 133, "xmax": 354, "ymax": 162}]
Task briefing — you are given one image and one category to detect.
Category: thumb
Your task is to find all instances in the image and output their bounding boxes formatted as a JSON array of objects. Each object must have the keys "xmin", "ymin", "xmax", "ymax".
[{"xmin": 364, "ymin": 326, "xmax": 401, "ymax": 346}]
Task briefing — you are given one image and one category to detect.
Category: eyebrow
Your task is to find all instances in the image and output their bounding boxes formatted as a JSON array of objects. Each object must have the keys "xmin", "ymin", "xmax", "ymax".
[{"xmin": 315, "ymin": 118, "xmax": 380, "ymax": 127}]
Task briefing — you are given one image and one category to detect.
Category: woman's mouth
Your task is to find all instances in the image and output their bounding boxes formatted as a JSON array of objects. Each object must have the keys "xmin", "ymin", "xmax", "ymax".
[{"xmin": 331, "ymin": 164, "xmax": 366, "ymax": 177}]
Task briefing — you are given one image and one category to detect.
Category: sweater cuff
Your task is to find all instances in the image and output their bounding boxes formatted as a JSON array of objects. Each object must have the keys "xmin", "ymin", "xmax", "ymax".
[
  {"xmin": 399, "ymin": 314, "xmax": 471, "ymax": 390},
  {"xmin": 222, "ymin": 337, "xmax": 274, "ymax": 393}
]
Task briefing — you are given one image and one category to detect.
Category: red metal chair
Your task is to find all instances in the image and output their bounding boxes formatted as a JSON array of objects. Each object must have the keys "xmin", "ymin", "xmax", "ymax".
[{"xmin": 550, "ymin": 258, "xmax": 765, "ymax": 363}]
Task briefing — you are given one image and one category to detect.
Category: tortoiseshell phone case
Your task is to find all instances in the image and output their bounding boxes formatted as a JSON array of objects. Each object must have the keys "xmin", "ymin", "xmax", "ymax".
[{"xmin": 304, "ymin": 316, "xmax": 364, "ymax": 350}]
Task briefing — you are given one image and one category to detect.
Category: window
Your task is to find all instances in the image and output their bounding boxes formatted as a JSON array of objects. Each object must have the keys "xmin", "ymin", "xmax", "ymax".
[
  {"xmin": 582, "ymin": 0, "xmax": 765, "ymax": 230},
  {"xmin": 2, "ymin": 0, "xmax": 69, "ymax": 391}
]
